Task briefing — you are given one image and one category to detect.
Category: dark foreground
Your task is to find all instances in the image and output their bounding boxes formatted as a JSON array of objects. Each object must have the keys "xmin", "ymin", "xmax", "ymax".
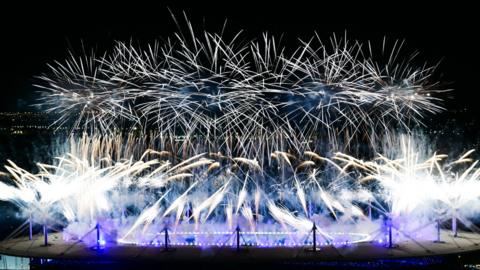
[{"xmin": 26, "ymin": 250, "xmax": 480, "ymax": 270}]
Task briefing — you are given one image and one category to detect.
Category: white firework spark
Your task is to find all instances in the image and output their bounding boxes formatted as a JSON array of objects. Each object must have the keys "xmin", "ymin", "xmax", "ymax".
[{"xmin": 36, "ymin": 24, "xmax": 445, "ymax": 152}]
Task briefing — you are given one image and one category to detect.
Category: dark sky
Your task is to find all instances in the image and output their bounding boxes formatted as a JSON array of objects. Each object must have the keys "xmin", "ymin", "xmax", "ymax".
[{"xmin": 1, "ymin": 2, "xmax": 478, "ymax": 120}]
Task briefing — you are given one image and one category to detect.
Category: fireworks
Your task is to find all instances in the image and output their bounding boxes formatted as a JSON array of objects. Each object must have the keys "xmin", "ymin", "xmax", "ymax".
[
  {"xmin": 35, "ymin": 27, "xmax": 445, "ymax": 151},
  {"xmin": 1, "ymin": 133, "xmax": 479, "ymax": 247},
  {"xmin": 1, "ymin": 20, "xmax": 478, "ymax": 252}
]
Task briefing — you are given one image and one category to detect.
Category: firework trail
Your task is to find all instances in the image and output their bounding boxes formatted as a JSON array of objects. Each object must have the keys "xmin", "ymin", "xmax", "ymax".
[
  {"xmin": 35, "ymin": 21, "xmax": 445, "ymax": 152},
  {"xmin": 1, "ymin": 133, "xmax": 479, "ymax": 246}
]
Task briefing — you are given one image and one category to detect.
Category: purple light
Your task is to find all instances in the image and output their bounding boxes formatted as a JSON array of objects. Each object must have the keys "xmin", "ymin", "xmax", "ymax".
[{"xmin": 116, "ymin": 230, "xmax": 371, "ymax": 248}]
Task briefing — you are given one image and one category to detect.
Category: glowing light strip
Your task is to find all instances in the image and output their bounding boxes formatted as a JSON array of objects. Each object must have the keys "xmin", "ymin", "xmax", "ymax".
[{"xmin": 117, "ymin": 231, "xmax": 372, "ymax": 247}]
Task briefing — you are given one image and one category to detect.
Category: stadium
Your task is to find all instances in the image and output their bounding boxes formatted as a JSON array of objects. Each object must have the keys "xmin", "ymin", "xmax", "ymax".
[{"xmin": 1, "ymin": 9, "xmax": 480, "ymax": 270}]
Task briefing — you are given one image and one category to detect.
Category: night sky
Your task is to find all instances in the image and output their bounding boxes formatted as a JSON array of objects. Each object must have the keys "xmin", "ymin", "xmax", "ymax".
[{"xmin": 1, "ymin": 3, "xmax": 478, "ymax": 124}]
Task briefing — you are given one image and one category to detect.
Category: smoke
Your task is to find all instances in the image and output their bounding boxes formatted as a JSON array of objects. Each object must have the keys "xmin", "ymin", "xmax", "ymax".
[{"xmin": 1, "ymin": 131, "xmax": 478, "ymax": 247}]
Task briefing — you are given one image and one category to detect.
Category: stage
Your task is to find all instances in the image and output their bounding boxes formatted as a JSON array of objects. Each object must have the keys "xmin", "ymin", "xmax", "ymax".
[{"xmin": 1, "ymin": 230, "xmax": 479, "ymax": 264}]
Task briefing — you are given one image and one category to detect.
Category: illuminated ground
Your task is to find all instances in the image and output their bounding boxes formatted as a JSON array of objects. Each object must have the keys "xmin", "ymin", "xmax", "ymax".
[{"xmin": 1, "ymin": 230, "xmax": 479, "ymax": 264}]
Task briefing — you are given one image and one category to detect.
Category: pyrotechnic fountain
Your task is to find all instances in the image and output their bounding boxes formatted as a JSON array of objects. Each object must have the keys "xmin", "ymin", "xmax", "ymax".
[{"xmin": 1, "ymin": 20, "xmax": 479, "ymax": 265}]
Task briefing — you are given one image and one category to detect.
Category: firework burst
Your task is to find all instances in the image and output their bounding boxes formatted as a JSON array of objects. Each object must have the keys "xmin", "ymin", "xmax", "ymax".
[{"xmin": 36, "ymin": 23, "xmax": 445, "ymax": 152}]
